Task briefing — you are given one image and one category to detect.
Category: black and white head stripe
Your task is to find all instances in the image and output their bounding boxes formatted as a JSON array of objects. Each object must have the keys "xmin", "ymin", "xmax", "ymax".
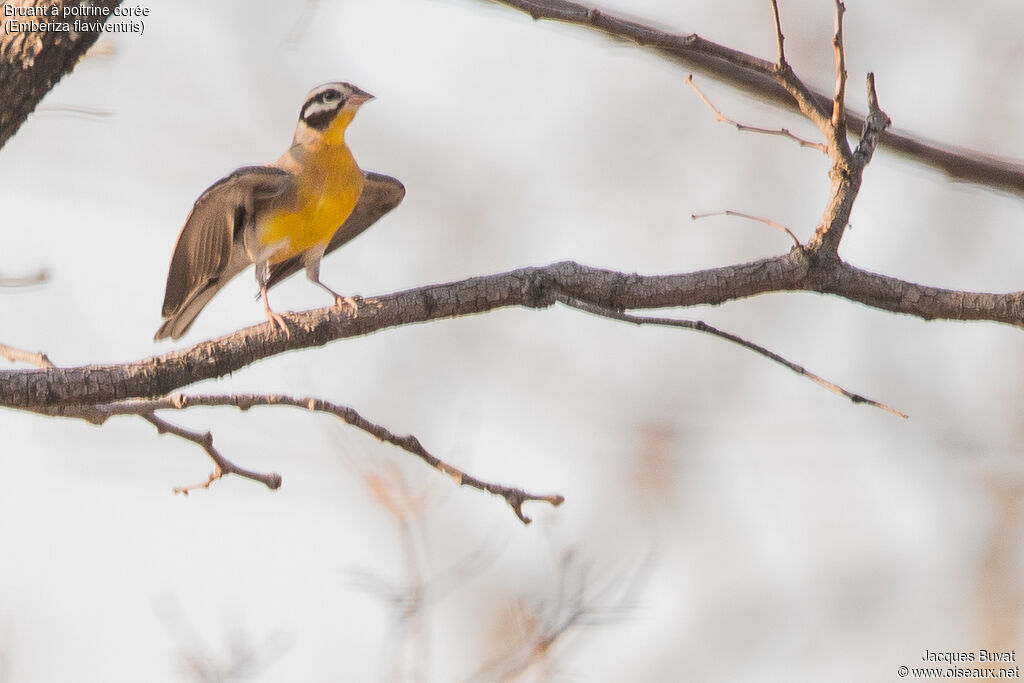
[{"xmin": 299, "ymin": 82, "xmax": 373, "ymax": 131}]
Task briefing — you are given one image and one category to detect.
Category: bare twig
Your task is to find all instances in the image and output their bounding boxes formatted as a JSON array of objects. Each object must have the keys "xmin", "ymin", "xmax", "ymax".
[
  {"xmin": 691, "ymin": 209, "xmax": 802, "ymax": 248},
  {"xmin": 685, "ymin": 75, "xmax": 827, "ymax": 153},
  {"xmin": 0, "ymin": 343, "xmax": 54, "ymax": 368},
  {"xmin": 0, "ymin": 269, "xmax": 48, "ymax": 287},
  {"xmin": 831, "ymin": 0, "xmax": 848, "ymax": 131},
  {"xmin": 37, "ymin": 105, "xmax": 113, "ymax": 118},
  {"xmin": 140, "ymin": 412, "xmax": 283, "ymax": 492},
  {"xmin": 484, "ymin": 0, "xmax": 1024, "ymax": 196},
  {"xmin": 554, "ymin": 293, "xmax": 908, "ymax": 418},
  {"xmin": 854, "ymin": 73, "xmax": 892, "ymax": 164},
  {"xmin": 76, "ymin": 394, "xmax": 563, "ymax": 524},
  {"xmin": 768, "ymin": 0, "xmax": 787, "ymax": 68},
  {"xmin": 765, "ymin": 12, "xmax": 839, "ymax": 150}
]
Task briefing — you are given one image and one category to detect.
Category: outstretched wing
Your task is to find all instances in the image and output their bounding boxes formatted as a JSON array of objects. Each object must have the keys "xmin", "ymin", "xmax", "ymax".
[
  {"xmin": 263, "ymin": 171, "xmax": 405, "ymax": 290},
  {"xmin": 155, "ymin": 166, "xmax": 291, "ymax": 340}
]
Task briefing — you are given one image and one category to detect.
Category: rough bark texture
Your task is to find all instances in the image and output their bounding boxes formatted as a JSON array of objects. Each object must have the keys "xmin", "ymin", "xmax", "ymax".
[
  {"xmin": 3, "ymin": 255, "xmax": 1023, "ymax": 410},
  {"xmin": 0, "ymin": 0, "xmax": 122, "ymax": 150},
  {"xmin": 487, "ymin": 0, "xmax": 1024, "ymax": 197}
]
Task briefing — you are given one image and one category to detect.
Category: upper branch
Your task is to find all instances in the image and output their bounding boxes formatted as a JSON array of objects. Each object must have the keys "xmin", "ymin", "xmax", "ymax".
[
  {"xmin": 853, "ymin": 72, "xmax": 892, "ymax": 168},
  {"xmin": 830, "ymin": 0, "xmax": 847, "ymax": 133},
  {"xmin": 768, "ymin": 0, "xmax": 786, "ymax": 68},
  {"xmin": 485, "ymin": 0, "xmax": 1024, "ymax": 197}
]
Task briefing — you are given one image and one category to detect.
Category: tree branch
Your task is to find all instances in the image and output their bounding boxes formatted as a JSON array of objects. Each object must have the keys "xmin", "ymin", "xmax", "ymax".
[
  {"xmin": 800, "ymin": 1, "xmax": 862, "ymax": 255},
  {"xmin": 2, "ymin": 256, "xmax": 1021, "ymax": 410},
  {"xmin": 830, "ymin": 0, "xmax": 847, "ymax": 133},
  {"xmin": 554, "ymin": 293, "xmax": 907, "ymax": 418},
  {"xmin": 2, "ymin": 0, "xmax": 1020, "ymax": 523},
  {"xmin": 483, "ymin": 0, "xmax": 1024, "ymax": 197},
  {"xmin": 141, "ymin": 412, "xmax": 283, "ymax": 493},
  {"xmin": 0, "ymin": 342, "xmax": 54, "ymax": 368},
  {"xmin": 44, "ymin": 394, "xmax": 564, "ymax": 523},
  {"xmin": 0, "ymin": 0, "xmax": 123, "ymax": 150},
  {"xmin": 0, "ymin": 268, "xmax": 48, "ymax": 287},
  {"xmin": 685, "ymin": 74, "xmax": 827, "ymax": 154},
  {"xmin": 691, "ymin": 209, "xmax": 801, "ymax": 248},
  {"xmin": 768, "ymin": 0, "xmax": 786, "ymax": 68},
  {"xmin": 854, "ymin": 73, "xmax": 892, "ymax": 167}
]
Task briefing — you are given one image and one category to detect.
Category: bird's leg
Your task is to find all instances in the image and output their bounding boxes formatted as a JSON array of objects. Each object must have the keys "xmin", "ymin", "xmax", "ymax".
[
  {"xmin": 255, "ymin": 260, "xmax": 290, "ymax": 337},
  {"xmin": 318, "ymin": 283, "xmax": 360, "ymax": 317},
  {"xmin": 304, "ymin": 251, "xmax": 359, "ymax": 318},
  {"xmin": 261, "ymin": 285, "xmax": 291, "ymax": 337}
]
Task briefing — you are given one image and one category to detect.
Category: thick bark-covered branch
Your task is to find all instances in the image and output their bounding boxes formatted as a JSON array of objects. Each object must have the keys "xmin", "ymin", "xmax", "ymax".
[
  {"xmin": 2, "ymin": 254, "xmax": 1023, "ymax": 410},
  {"xmin": 0, "ymin": 0, "xmax": 122, "ymax": 150}
]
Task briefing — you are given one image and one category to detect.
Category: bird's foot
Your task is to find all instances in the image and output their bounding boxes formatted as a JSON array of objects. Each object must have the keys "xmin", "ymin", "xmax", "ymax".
[
  {"xmin": 334, "ymin": 295, "xmax": 360, "ymax": 318},
  {"xmin": 266, "ymin": 310, "xmax": 291, "ymax": 338}
]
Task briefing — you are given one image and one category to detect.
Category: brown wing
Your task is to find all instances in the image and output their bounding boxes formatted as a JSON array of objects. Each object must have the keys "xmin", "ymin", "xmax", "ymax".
[
  {"xmin": 155, "ymin": 166, "xmax": 290, "ymax": 340},
  {"xmin": 263, "ymin": 171, "xmax": 405, "ymax": 290}
]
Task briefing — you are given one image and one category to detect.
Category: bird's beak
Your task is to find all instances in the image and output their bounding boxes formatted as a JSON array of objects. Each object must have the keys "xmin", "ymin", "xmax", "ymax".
[{"xmin": 348, "ymin": 89, "xmax": 375, "ymax": 107}]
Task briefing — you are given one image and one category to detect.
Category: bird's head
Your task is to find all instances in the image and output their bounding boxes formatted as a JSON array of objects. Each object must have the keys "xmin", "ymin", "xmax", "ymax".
[{"xmin": 294, "ymin": 81, "xmax": 374, "ymax": 146}]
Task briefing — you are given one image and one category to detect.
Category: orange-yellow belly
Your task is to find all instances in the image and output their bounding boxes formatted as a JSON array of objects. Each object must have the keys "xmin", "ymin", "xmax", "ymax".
[{"xmin": 260, "ymin": 152, "xmax": 364, "ymax": 264}]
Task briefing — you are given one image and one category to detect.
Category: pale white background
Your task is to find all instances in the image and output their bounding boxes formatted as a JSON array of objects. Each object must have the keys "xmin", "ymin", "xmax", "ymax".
[{"xmin": 0, "ymin": 0, "xmax": 1022, "ymax": 680}]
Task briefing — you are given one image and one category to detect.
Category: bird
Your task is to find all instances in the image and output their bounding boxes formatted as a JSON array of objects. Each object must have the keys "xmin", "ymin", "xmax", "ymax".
[{"xmin": 154, "ymin": 81, "xmax": 404, "ymax": 341}]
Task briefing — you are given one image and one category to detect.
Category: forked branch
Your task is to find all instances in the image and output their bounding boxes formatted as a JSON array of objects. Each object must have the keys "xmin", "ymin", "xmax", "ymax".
[
  {"xmin": 485, "ymin": 0, "xmax": 1024, "ymax": 196},
  {"xmin": 60, "ymin": 394, "xmax": 565, "ymax": 524},
  {"xmin": 4, "ymin": 256, "xmax": 1023, "ymax": 411},
  {"xmin": 141, "ymin": 412, "xmax": 283, "ymax": 493}
]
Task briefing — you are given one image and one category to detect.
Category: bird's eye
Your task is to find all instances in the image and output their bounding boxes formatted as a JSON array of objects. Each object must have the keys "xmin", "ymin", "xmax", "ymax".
[{"xmin": 322, "ymin": 90, "xmax": 341, "ymax": 103}]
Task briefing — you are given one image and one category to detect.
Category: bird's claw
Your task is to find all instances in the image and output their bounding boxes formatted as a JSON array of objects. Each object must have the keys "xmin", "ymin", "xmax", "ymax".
[
  {"xmin": 335, "ymin": 295, "xmax": 360, "ymax": 318},
  {"xmin": 267, "ymin": 310, "xmax": 291, "ymax": 338}
]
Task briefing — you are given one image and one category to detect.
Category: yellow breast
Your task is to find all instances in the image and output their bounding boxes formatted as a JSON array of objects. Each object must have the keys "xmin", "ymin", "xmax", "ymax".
[{"xmin": 260, "ymin": 133, "xmax": 364, "ymax": 264}]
